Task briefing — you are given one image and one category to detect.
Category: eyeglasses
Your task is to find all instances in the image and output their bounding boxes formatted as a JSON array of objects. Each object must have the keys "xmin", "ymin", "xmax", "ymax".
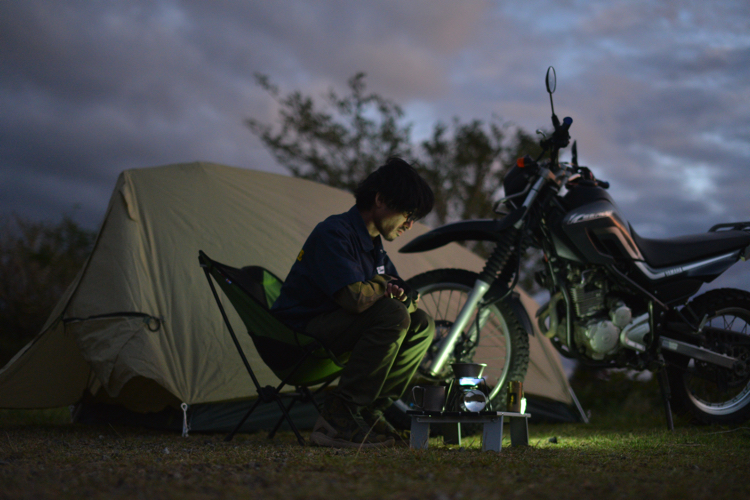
[{"xmin": 386, "ymin": 200, "xmax": 418, "ymax": 223}]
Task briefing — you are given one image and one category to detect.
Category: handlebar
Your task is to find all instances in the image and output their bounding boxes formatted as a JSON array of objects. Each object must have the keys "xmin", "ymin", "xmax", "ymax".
[
  {"xmin": 549, "ymin": 117, "xmax": 610, "ymax": 189},
  {"xmin": 540, "ymin": 115, "xmax": 572, "ymax": 153},
  {"xmin": 559, "ymin": 116, "xmax": 572, "ymax": 135}
]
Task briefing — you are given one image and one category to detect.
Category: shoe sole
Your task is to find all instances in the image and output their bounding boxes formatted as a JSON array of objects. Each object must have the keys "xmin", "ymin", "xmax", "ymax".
[{"xmin": 310, "ymin": 431, "xmax": 395, "ymax": 449}]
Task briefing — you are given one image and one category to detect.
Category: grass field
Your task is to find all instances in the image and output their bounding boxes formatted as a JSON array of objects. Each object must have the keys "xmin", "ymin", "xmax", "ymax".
[{"xmin": 1, "ymin": 406, "xmax": 749, "ymax": 500}]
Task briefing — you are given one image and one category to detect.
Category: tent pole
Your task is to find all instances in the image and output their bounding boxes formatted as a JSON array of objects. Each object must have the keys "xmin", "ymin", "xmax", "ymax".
[{"xmin": 568, "ymin": 386, "xmax": 589, "ymax": 424}]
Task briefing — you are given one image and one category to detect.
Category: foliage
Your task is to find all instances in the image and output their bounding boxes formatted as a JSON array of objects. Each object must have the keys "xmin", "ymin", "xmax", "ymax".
[
  {"xmin": 0, "ymin": 215, "xmax": 96, "ymax": 364},
  {"xmin": 249, "ymin": 73, "xmax": 547, "ymax": 290},
  {"xmin": 420, "ymin": 120, "xmax": 542, "ymax": 226},
  {"xmin": 250, "ymin": 73, "xmax": 545, "ymax": 226},
  {"xmin": 248, "ymin": 73, "xmax": 412, "ymax": 193},
  {"xmin": 419, "ymin": 120, "xmax": 545, "ymax": 272}
]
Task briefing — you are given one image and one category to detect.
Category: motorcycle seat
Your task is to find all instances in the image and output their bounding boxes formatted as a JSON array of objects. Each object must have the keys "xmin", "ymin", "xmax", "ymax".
[{"xmin": 630, "ymin": 226, "xmax": 750, "ymax": 269}]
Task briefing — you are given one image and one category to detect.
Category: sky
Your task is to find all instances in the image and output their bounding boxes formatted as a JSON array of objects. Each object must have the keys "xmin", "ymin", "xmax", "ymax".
[{"xmin": 2, "ymin": 1, "xmax": 750, "ymax": 286}]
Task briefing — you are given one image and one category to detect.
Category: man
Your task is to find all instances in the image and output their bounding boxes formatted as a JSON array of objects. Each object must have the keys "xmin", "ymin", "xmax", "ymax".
[{"xmin": 271, "ymin": 157, "xmax": 435, "ymax": 448}]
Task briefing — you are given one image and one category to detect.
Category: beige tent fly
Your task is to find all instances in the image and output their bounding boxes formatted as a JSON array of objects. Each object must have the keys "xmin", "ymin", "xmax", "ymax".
[{"xmin": 0, "ymin": 163, "xmax": 580, "ymax": 430}]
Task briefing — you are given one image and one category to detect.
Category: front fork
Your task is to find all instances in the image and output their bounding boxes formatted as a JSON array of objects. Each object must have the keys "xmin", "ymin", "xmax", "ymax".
[
  {"xmin": 424, "ymin": 225, "xmax": 520, "ymax": 378},
  {"xmin": 426, "ymin": 279, "xmax": 492, "ymax": 377},
  {"xmin": 425, "ymin": 171, "xmax": 545, "ymax": 378}
]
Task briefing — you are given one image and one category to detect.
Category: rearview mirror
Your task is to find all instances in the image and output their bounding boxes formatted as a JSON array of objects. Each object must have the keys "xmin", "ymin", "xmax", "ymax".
[{"xmin": 546, "ymin": 66, "xmax": 556, "ymax": 94}]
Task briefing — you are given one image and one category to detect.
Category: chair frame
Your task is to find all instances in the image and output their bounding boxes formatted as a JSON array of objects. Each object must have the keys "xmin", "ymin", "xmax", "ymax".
[{"xmin": 199, "ymin": 251, "xmax": 343, "ymax": 445}]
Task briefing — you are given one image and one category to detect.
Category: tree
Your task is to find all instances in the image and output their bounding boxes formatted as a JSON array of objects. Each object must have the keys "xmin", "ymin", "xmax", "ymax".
[
  {"xmin": 248, "ymin": 73, "xmax": 545, "ymax": 289},
  {"xmin": 419, "ymin": 119, "xmax": 545, "ymax": 220},
  {"xmin": 248, "ymin": 72, "xmax": 412, "ymax": 193},
  {"xmin": 420, "ymin": 119, "xmax": 507, "ymax": 226},
  {"xmin": 0, "ymin": 215, "xmax": 96, "ymax": 365},
  {"xmin": 417, "ymin": 119, "xmax": 546, "ymax": 287}
]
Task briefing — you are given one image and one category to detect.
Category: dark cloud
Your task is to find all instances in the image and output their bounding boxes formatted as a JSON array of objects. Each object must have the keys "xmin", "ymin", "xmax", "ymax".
[
  {"xmin": 1, "ymin": 0, "xmax": 749, "ymax": 269},
  {"xmin": 0, "ymin": 1, "xmax": 284, "ymax": 226}
]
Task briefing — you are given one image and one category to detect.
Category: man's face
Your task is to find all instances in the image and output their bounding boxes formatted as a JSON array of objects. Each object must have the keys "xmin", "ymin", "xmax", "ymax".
[{"xmin": 374, "ymin": 206, "xmax": 415, "ymax": 241}]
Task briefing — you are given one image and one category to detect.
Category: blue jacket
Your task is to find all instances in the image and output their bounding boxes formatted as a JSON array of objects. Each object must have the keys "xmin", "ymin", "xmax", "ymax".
[{"xmin": 271, "ymin": 205, "xmax": 399, "ymax": 331}]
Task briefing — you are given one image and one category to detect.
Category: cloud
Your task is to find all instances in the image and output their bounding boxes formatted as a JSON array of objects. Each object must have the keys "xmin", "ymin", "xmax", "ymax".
[{"xmin": 1, "ymin": 0, "xmax": 749, "ymax": 260}]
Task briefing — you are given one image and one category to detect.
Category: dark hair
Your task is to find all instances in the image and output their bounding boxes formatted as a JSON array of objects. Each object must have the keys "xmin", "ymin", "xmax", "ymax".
[{"xmin": 354, "ymin": 157, "xmax": 434, "ymax": 221}]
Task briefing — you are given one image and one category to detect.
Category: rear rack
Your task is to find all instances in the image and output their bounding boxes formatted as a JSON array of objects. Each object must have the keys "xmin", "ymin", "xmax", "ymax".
[{"xmin": 709, "ymin": 221, "xmax": 750, "ymax": 232}]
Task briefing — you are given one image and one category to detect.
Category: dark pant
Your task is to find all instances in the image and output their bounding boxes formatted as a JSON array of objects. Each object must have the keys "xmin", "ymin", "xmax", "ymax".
[{"xmin": 305, "ymin": 298, "xmax": 434, "ymax": 408}]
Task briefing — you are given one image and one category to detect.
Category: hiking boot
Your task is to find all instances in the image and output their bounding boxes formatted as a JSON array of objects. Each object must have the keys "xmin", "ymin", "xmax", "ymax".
[
  {"xmin": 310, "ymin": 397, "xmax": 394, "ymax": 449},
  {"xmin": 360, "ymin": 407, "xmax": 410, "ymax": 446}
]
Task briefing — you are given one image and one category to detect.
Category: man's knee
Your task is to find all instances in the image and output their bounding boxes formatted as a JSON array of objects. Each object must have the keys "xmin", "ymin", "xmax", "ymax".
[
  {"xmin": 408, "ymin": 309, "xmax": 434, "ymax": 344},
  {"xmin": 369, "ymin": 297, "xmax": 411, "ymax": 332},
  {"xmin": 410, "ymin": 309, "xmax": 433, "ymax": 332}
]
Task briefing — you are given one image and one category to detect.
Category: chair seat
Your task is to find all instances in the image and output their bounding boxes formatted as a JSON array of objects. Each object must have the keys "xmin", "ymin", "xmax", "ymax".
[{"xmin": 198, "ymin": 250, "xmax": 345, "ymax": 444}]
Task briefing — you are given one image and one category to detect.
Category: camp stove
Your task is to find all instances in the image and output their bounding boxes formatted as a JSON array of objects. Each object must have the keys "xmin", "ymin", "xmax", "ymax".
[
  {"xmin": 407, "ymin": 362, "xmax": 531, "ymax": 452},
  {"xmin": 445, "ymin": 363, "xmax": 491, "ymax": 413}
]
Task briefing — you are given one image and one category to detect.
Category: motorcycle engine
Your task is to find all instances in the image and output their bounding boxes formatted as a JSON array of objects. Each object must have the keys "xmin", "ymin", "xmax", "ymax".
[
  {"xmin": 573, "ymin": 295, "xmax": 631, "ymax": 359},
  {"xmin": 564, "ymin": 269, "xmax": 642, "ymax": 359},
  {"xmin": 539, "ymin": 267, "xmax": 653, "ymax": 359}
]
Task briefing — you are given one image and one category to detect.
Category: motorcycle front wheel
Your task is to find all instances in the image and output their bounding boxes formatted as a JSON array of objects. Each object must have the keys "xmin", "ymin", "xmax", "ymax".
[
  {"xmin": 668, "ymin": 288, "xmax": 750, "ymax": 424},
  {"xmin": 398, "ymin": 268, "xmax": 530, "ymax": 410}
]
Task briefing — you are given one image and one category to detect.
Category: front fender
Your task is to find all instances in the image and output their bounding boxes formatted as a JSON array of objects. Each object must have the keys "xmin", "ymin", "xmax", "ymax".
[{"xmin": 399, "ymin": 208, "xmax": 523, "ymax": 253}]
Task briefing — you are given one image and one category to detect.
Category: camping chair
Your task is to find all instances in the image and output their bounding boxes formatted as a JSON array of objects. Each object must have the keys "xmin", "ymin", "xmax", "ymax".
[{"xmin": 198, "ymin": 250, "xmax": 346, "ymax": 445}]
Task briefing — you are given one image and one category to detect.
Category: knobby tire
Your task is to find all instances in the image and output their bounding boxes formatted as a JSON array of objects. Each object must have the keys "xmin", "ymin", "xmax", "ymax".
[{"xmin": 668, "ymin": 288, "xmax": 750, "ymax": 424}]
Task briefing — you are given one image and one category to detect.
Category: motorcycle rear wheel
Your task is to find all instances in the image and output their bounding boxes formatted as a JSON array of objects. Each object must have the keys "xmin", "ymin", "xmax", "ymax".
[
  {"xmin": 398, "ymin": 269, "xmax": 530, "ymax": 411},
  {"xmin": 668, "ymin": 288, "xmax": 750, "ymax": 424}
]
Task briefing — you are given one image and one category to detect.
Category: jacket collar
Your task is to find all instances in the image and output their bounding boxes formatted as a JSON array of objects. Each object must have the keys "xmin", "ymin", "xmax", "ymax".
[{"xmin": 346, "ymin": 205, "xmax": 380, "ymax": 252}]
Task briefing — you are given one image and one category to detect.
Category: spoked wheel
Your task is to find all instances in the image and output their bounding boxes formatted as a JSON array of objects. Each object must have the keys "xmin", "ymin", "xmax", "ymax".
[
  {"xmin": 397, "ymin": 269, "xmax": 529, "ymax": 411},
  {"xmin": 668, "ymin": 288, "xmax": 750, "ymax": 424}
]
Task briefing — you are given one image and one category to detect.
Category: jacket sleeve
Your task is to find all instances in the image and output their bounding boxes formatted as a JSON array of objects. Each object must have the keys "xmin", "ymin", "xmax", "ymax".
[
  {"xmin": 333, "ymin": 275, "xmax": 420, "ymax": 314},
  {"xmin": 332, "ymin": 275, "xmax": 390, "ymax": 314}
]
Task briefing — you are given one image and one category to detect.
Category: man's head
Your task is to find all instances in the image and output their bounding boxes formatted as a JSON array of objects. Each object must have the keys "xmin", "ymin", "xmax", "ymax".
[{"xmin": 355, "ymin": 157, "xmax": 434, "ymax": 241}]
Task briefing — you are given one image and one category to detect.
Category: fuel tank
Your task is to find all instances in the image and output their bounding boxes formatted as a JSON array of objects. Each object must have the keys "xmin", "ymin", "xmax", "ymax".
[
  {"xmin": 552, "ymin": 184, "xmax": 745, "ymax": 304},
  {"xmin": 551, "ymin": 184, "xmax": 642, "ymax": 265}
]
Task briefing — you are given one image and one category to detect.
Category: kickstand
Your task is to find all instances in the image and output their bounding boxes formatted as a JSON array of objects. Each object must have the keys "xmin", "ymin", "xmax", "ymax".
[{"xmin": 656, "ymin": 363, "xmax": 675, "ymax": 431}]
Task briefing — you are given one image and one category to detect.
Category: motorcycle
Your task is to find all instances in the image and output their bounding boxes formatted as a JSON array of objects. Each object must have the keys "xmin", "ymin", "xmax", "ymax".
[{"xmin": 397, "ymin": 67, "xmax": 750, "ymax": 427}]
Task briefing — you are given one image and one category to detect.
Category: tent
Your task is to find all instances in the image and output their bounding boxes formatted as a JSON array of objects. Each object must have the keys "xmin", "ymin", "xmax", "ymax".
[{"xmin": 0, "ymin": 163, "xmax": 581, "ymax": 432}]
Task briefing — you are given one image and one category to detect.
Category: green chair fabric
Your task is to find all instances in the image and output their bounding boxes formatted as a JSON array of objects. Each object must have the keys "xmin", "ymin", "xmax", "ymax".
[
  {"xmin": 198, "ymin": 250, "xmax": 345, "ymax": 444},
  {"xmin": 207, "ymin": 261, "xmax": 344, "ymax": 386}
]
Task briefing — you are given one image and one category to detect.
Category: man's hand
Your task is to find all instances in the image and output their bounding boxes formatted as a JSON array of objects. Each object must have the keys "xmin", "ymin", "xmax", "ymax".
[
  {"xmin": 385, "ymin": 277, "xmax": 420, "ymax": 307},
  {"xmin": 386, "ymin": 282, "xmax": 408, "ymax": 301}
]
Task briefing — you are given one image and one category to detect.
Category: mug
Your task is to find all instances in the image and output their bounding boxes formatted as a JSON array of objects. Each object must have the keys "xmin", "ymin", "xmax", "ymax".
[{"xmin": 412, "ymin": 385, "xmax": 446, "ymax": 412}]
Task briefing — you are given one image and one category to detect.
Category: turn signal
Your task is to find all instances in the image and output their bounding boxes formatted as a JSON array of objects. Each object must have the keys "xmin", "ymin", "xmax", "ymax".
[{"xmin": 517, "ymin": 155, "xmax": 534, "ymax": 168}]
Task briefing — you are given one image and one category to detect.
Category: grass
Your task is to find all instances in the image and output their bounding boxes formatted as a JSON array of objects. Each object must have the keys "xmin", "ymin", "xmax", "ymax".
[{"xmin": 1, "ymin": 406, "xmax": 749, "ymax": 500}]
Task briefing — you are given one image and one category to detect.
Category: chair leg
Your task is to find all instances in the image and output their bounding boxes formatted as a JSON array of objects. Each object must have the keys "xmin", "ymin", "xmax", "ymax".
[
  {"xmin": 225, "ymin": 397, "xmax": 263, "ymax": 442},
  {"xmin": 269, "ymin": 397, "xmax": 299, "ymax": 440},
  {"xmin": 273, "ymin": 397, "xmax": 306, "ymax": 446}
]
